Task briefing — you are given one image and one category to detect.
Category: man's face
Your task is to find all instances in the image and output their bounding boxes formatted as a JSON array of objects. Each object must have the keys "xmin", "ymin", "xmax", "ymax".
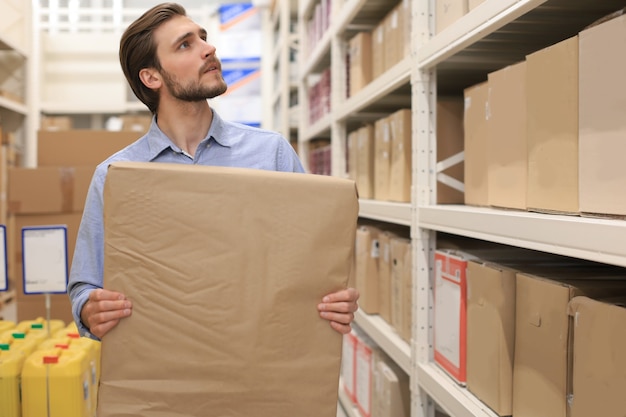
[{"xmin": 153, "ymin": 15, "xmax": 227, "ymax": 101}]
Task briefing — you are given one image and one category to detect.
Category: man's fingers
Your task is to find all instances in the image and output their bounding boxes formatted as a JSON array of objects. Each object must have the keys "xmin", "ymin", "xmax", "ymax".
[{"xmin": 89, "ymin": 288, "xmax": 127, "ymax": 302}]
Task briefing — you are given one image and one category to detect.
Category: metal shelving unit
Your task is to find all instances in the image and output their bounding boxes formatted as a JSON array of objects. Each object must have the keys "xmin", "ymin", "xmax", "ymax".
[
  {"xmin": 264, "ymin": 0, "xmax": 299, "ymax": 145},
  {"xmin": 413, "ymin": 1, "xmax": 626, "ymax": 417},
  {"xmin": 280, "ymin": 0, "xmax": 626, "ymax": 416}
]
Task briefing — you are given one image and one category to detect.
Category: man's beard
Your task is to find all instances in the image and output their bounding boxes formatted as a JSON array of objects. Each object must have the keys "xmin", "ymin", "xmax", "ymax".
[{"xmin": 161, "ymin": 67, "xmax": 228, "ymax": 101}]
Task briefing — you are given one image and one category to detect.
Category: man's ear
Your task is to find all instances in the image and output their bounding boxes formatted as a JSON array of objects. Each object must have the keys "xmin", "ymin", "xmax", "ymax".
[{"xmin": 139, "ymin": 68, "xmax": 161, "ymax": 90}]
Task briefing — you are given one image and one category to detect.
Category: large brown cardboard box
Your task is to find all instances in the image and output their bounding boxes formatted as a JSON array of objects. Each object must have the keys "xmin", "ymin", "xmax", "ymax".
[
  {"xmin": 374, "ymin": 116, "xmax": 391, "ymax": 201},
  {"xmin": 384, "ymin": 6, "xmax": 401, "ymax": 69},
  {"xmin": 8, "ymin": 166, "xmax": 95, "ymax": 215},
  {"xmin": 357, "ymin": 124, "xmax": 375, "ymax": 199},
  {"xmin": 526, "ymin": 36, "xmax": 579, "ymax": 214},
  {"xmin": 371, "ymin": 22, "xmax": 385, "ymax": 80},
  {"xmin": 468, "ymin": 0, "xmax": 486, "ymax": 10},
  {"xmin": 463, "ymin": 81, "xmax": 489, "ymax": 206},
  {"xmin": 98, "ymin": 162, "xmax": 358, "ymax": 417},
  {"xmin": 37, "ymin": 130, "xmax": 141, "ymax": 166},
  {"xmin": 488, "ymin": 61, "xmax": 527, "ymax": 210},
  {"xmin": 466, "ymin": 260, "xmax": 516, "ymax": 416},
  {"xmin": 347, "ymin": 129, "xmax": 359, "ymax": 182},
  {"xmin": 349, "ymin": 31, "xmax": 372, "ymax": 97},
  {"xmin": 437, "ymin": 98, "xmax": 465, "ymax": 204},
  {"xmin": 568, "ymin": 296, "xmax": 626, "ymax": 417},
  {"xmin": 377, "ymin": 230, "xmax": 396, "ymax": 324},
  {"xmin": 436, "ymin": 0, "xmax": 468, "ymax": 34},
  {"xmin": 513, "ymin": 271, "xmax": 626, "ymax": 417},
  {"xmin": 388, "ymin": 109, "xmax": 412, "ymax": 203},
  {"xmin": 355, "ymin": 225, "xmax": 380, "ymax": 314},
  {"xmin": 390, "ymin": 236, "xmax": 411, "ymax": 343},
  {"xmin": 373, "ymin": 356, "xmax": 410, "ymax": 417},
  {"xmin": 578, "ymin": 14, "xmax": 626, "ymax": 217}
]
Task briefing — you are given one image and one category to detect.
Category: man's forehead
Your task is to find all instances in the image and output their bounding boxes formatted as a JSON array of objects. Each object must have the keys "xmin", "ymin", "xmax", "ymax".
[{"xmin": 156, "ymin": 15, "xmax": 204, "ymax": 44}]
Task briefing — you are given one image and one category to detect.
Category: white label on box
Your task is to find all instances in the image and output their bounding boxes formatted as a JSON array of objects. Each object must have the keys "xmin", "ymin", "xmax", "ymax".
[
  {"xmin": 22, "ymin": 226, "xmax": 68, "ymax": 294},
  {"xmin": 370, "ymin": 239, "xmax": 380, "ymax": 259},
  {"xmin": 434, "ymin": 259, "xmax": 461, "ymax": 368},
  {"xmin": 0, "ymin": 225, "xmax": 6, "ymax": 291}
]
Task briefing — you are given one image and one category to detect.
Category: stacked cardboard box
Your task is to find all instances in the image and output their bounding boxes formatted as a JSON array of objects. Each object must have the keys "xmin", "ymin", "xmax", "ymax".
[
  {"xmin": 353, "ymin": 222, "xmax": 411, "ymax": 343},
  {"xmin": 464, "ymin": 13, "xmax": 626, "ymax": 217},
  {"xmin": 432, "ymin": 243, "xmax": 626, "ymax": 417},
  {"xmin": 341, "ymin": 328, "xmax": 410, "ymax": 417},
  {"xmin": 436, "ymin": 0, "xmax": 469, "ymax": 34},
  {"xmin": 7, "ymin": 130, "xmax": 140, "ymax": 323},
  {"xmin": 371, "ymin": 0, "xmax": 411, "ymax": 81}
]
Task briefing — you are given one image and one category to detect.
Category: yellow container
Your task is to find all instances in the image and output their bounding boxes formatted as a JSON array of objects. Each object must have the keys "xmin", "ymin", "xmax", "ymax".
[
  {"xmin": 37, "ymin": 335, "xmax": 101, "ymax": 416},
  {"xmin": 0, "ymin": 344, "xmax": 28, "ymax": 417},
  {"xmin": 0, "ymin": 332, "xmax": 40, "ymax": 357},
  {"xmin": 21, "ymin": 347, "xmax": 91, "ymax": 417},
  {"xmin": 16, "ymin": 318, "xmax": 65, "ymax": 342},
  {"xmin": 0, "ymin": 320, "xmax": 15, "ymax": 334}
]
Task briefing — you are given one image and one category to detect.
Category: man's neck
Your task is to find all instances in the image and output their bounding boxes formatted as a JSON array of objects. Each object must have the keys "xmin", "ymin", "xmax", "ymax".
[{"xmin": 156, "ymin": 100, "xmax": 213, "ymax": 157}]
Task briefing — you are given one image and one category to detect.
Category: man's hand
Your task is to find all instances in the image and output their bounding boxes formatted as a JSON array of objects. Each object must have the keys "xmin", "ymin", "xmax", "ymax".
[
  {"xmin": 81, "ymin": 289, "xmax": 132, "ymax": 339},
  {"xmin": 317, "ymin": 287, "xmax": 360, "ymax": 334}
]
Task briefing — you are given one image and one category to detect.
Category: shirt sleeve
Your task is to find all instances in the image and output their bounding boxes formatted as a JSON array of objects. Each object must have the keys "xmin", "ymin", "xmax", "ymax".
[
  {"xmin": 277, "ymin": 135, "xmax": 305, "ymax": 173},
  {"xmin": 67, "ymin": 165, "xmax": 107, "ymax": 340}
]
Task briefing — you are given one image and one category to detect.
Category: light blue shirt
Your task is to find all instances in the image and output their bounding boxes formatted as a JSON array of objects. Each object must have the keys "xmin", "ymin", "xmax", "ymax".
[{"xmin": 68, "ymin": 111, "xmax": 304, "ymax": 339}]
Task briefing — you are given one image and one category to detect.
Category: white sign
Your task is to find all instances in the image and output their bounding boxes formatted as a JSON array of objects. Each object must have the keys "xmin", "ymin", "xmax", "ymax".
[
  {"xmin": 22, "ymin": 226, "xmax": 68, "ymax": 294},
  {"xmin": 0, "ymin": 225, "xmax": 7, "ymax": 292}
]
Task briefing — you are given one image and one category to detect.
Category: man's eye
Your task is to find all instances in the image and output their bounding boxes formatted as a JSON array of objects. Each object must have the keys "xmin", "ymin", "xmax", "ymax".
[{"xmin": 180, "ymin": 41, "xmax": 190, "ymax": 49}]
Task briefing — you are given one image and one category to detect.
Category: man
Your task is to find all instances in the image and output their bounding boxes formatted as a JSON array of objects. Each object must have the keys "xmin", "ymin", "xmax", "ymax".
[{"xmin": 68, "ymin": 2, "xmax": 359, "ymax": 340}]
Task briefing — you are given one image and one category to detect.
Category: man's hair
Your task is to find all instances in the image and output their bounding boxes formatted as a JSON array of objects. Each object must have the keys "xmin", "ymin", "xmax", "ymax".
[{"xmin": 119, "ymin": 3, "xmax": 186, "ymax": 114}]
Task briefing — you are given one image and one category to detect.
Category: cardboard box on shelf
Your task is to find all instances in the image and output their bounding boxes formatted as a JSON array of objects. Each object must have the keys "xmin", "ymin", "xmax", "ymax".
[
  {"xmin": 377, "ymin": 230, "xmax": 396, "ymax": 325},
  {"xmin": 355, "ymin": 333, "xmax": 382, "ymax": 417},
  {"xmin": 37, "ymin": 130, "xmax": 141, "ymax": 167},
  {"xmin": 437, "ymin": 98, "xmax": 465, "ymax": 204},
  {"xmin": 355, "ymin": 225, "xmax": 381, "ymax": 314},
  {"xmin": 371, "ymin": 22, "xmax": 385, "ymax": 80},
  {"xmin": 468, "ymin": 0, "xmax": 486, "ymax": 10},
  {"xmin": 8, "ymin": 166, "xmax": 95, "ymax": 215},
  {"xmin": 348, "ymin": 31, "xmax": 372, "ymax": 97},
  {"xmin": 120, "ymin": 114, "xmax": 152, "ymax": 133},
  {"xmin": 342, "ymin": 331, "xmax": 359, "ymax": 404},
  {"xmin": 40, "ymin": 116, "xmax": 73, "ymax": 131},
  {"xmin": 388, "ymin": 109, "xmax": 411, "ymax": 203},
  {"xmin": 98, "ymin": 162, "xmax": 359, "ymax": 417},
  {"xmin": 487, "ymin": 61, "xmax": 527, "ymax": 211},
  {"xmin": 347, "ymin": 129, "xmax": 359, "ymax": 182},
  {"xmin": 434, "ymin": 249, "xmax": 472, "ymax": 384},
  {"xmin": 374, "ymin": 116, "xmax": 391, "ymax": 201},
  {"xmin": 513, "ymin": 271, "xmax": 626, "ymax": 417},
  {"xmin": 390, "ymin": 236, "xmax": 411, "ymax": 343},
  {"xmin": 436, "ymin": 0, "xmax": 469, "ymax": 34},
  {"xmin": 578, "ymin": 13, "xmax": 626, "ymax": 217},
  {"xmin": 373, "ymin": 356, "xmax": 410, "ymax": 417},
  {"xmin": 568, "ymin": 296, "xmax": 626, "ymax": 417},
  {"xmin": 466, "ymin": 260, "xmax": 517, "ymax": 416},
  {"xmin": 356, "ymin": 124, "xmax": 375, "ymax": 199},
  {"xmin": 463, "ymin": 81, "xmax": 489, "ymax": 206},
  {"xmin": 526, "ymin": 36, "xmax": 579, "ymax": 214},
  {"xmin": 384, "ymin": 6, "xmax": 401, "ymax": 69}
]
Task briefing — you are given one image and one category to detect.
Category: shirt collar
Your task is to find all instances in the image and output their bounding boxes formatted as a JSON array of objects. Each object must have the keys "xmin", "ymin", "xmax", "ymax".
[{"xmin": 146, "ymin": 109, "xmax": 239, "ymax": 160}]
